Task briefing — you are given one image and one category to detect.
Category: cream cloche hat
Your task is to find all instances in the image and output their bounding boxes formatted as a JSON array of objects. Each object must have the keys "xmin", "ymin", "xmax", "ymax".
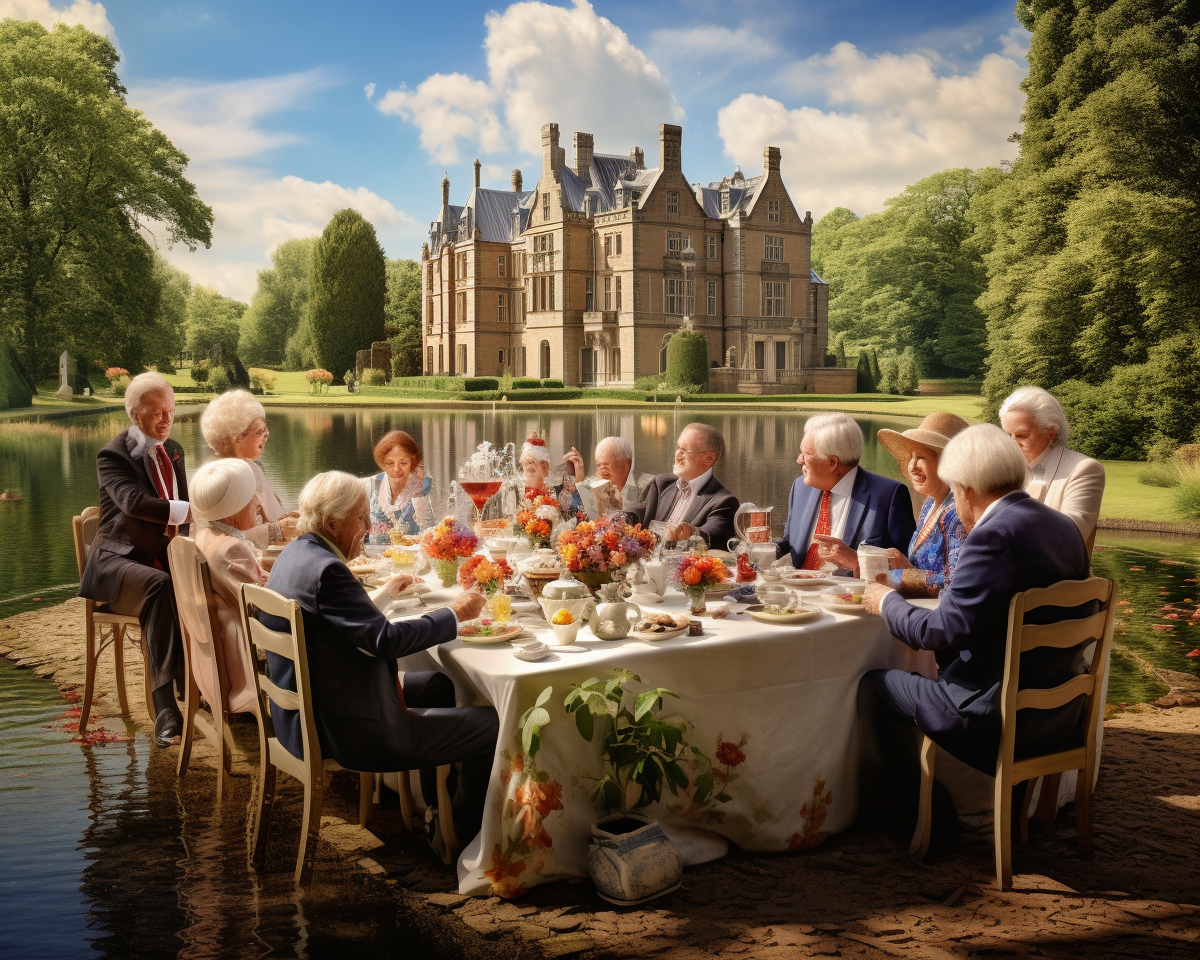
[{"xmin": 191, "ymin": 458, "xmax": 257, "ymax": 523}]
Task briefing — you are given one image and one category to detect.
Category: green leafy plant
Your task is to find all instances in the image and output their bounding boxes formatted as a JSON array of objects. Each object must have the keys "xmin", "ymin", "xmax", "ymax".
[{"xmin": 564, "ymin": 668, "xmax": 706, "ymax": 815}]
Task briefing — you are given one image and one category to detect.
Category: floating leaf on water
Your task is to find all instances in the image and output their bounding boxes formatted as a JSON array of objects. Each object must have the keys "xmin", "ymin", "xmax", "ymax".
[
  {"xmin": 1187, "ymin": 649, "xmax": 1200, "ymax": 658},
  {"xmin": 1152, "ymin": 624, "xmax": 1175, "ymax": 631}
]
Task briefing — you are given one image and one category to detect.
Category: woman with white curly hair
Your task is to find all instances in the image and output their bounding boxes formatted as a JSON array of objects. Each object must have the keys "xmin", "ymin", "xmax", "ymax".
[
  {"xmin": 199, "ymin": 389, "xmax": 299, "ymax": 547},
  {"xmin": 999, "ymin": 386, "xmax": 1106, "ymax": 551}
]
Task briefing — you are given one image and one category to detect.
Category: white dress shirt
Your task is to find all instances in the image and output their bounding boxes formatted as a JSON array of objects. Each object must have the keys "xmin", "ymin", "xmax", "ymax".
[
  {"xmin": 667, "ymin": 467, "xmax": 713, "ymax": 525},
  {"xmin": 827, "ymin": 466, "xmax": 859, "ymax": 540}
]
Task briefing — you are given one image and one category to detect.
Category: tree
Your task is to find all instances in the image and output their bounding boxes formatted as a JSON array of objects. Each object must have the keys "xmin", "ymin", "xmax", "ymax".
[
  {"xmin": 833, "ymin": 333, "xmax": 847, "ymax": 368},
  {"xmin": 877, "ymin": 353, "xmax": 899, "ymax": 395},
  {"xmin": 981, "ymin": 1, "xmax": 1200, "ymax": 455},
  {"xmin": 187, "ymin": 285, "xmax": 246, "ymax": 361},
  {"xmin": 386, "ymin": 258, "xmax": 422, "ymax": 377},
  {"xmin": 241, "ymin": 237, "xmax": 315, "ymax": 367},
  {"xmin": 855, "ymin": 352, "xmax": 875, "ymax": 393},
  {"xmin": 897, "ymin": 348, "xmax": 920, "ymax": 395},
  {"xmin": 308, "ymin": 209, "xmax": 385, "ymax": 383},
  {"xmin": 0, "ymin": 21, "xmax": 212, "ymax": 378}
]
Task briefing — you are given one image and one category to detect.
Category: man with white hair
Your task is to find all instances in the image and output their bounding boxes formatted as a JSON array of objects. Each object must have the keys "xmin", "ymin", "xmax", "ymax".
[
  {"xmin": 563, "ymin": 436, "xmax": 652, "ymax": 514},
  {"xmin": 777, "ymin": 413, "xmax": 915, "ymax": 571},
  {"xmin": 78, "ymin": 372, "xmax": 191, "ymax": 747},
  {"xmin": 858, "ymin": 425, "xmax": 1091, "ymax": 853}
]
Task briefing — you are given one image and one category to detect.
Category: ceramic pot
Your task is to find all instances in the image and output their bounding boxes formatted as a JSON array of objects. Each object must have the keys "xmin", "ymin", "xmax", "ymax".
[
  {"xmin": 590, "ymin": 581, "xmax": 641, "ymax": 640},
  {"xmin": 588, "ymin": 813, "xmax": 683, "ymax": 906},
  {"xmin": 573, "ymin": 568, "xmax": 629, "ymax": 597}
]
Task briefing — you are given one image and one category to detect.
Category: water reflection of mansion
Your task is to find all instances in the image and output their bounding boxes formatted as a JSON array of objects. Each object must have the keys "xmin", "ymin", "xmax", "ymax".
[{"xmin": 421, "ymin": 122, "xmax": 855, "ymax": 392}]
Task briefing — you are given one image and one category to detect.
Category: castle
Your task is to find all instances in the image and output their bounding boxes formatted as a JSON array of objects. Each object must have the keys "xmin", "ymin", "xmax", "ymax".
[{"xmin": 421, "ymin": 122, "xmax": 853, "ymax": 393}]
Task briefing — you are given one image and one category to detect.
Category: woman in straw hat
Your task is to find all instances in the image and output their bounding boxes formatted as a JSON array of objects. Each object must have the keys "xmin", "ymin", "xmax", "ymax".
[{"xmin": 876, "ymin": 412, "xmax": 970, "ymax": 599}]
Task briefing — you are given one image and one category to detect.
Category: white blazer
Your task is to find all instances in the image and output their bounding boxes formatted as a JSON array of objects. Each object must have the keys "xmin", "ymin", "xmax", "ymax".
[{"xmin": 1026, "ymin": 444, "xmax": 1105, "ymax": 550}]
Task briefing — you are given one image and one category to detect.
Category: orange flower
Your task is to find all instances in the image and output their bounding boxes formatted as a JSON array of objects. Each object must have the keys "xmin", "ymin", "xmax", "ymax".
[
  {"xmin": 484, "ymin": 845, "xmax": 526, "ymax": 885},
  {"xmin": 683, "ymin": 566, "xmax": 702, "ymax": 585}
]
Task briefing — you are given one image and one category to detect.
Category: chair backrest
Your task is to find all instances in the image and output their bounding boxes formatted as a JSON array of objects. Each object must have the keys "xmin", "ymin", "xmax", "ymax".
[
  {"xmin": 998, "ymin": 576, "xmax": 1116, "ymax": 771},
  {"xmin": 72, "ymin": 506, "xmax": 101, "ymax": 580},
  {"xmin": 168, "ymin": 536, "xmax": 232, "ymax": 713},
  {"xmin": 240, "ymin": 583, "xmax": 322, "ymax": 774}
]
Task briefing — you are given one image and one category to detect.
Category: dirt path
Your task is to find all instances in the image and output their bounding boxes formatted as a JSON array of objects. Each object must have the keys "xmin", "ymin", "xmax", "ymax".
[{"xmin": 4, "ymin": 599, "xmax": 1198, "ymax": 959}]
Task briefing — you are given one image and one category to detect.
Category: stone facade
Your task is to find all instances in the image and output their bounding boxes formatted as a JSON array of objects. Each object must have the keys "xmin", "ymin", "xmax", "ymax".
[{"xmin": 422, "ymin": 123, "xmax": 830, "ymax": 388}]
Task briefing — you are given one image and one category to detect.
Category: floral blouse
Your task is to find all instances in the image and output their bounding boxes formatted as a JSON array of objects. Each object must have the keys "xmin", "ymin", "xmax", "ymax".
[
  {"xmin": 369, "ymin": 472, "xmax": 433, "ymax": 540},
  {"xmin": 886, "ymin": 494, "xmax": 967, "ymax": 599}
]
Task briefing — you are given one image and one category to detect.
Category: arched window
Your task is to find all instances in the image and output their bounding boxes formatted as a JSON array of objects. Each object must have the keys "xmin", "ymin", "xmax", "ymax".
[{"xmin": 539, "ymin": 340, "xmax": 551, "ymax": 379}]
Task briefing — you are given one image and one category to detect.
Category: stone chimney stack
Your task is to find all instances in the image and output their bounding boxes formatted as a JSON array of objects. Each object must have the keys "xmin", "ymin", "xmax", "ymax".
[
  {"xmin": 473, "ymin": 158, "xmax": 481, "ymax": 191},
  {"xmin": 659, "ymin": 123, "xmax": 682, "ymax": 172},
  {"xmin": 511, "ymin": 168, "xmax": 523, "ymax": 192},
  {"xmin": 764, "ymin": 145, "xmax": 781, "ymax": 174},
  {"xmin": 630, "ymin": 146, "xmax": 644, "ymax": 170},
  {"xmin": 541, "ymin": 123, "xmax": 561, "ymax": 174},
  {"xmin": 574, "ymin": 132, "xmax": 594, "ymax": 179}
]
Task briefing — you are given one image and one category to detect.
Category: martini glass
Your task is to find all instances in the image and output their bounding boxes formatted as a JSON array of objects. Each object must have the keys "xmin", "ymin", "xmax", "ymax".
[{"xmin": 458, "ymin": 442, "xmax": 505, "ymax": 537}]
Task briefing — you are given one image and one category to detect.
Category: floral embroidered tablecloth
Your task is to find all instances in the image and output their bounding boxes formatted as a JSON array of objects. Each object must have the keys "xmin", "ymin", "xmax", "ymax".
[{"xmin": 395, "ymin": 592, "xmax": 927, "ymax": 897}]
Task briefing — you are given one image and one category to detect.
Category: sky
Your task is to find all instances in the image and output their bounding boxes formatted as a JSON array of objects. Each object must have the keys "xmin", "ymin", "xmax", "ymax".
[{"xmin": 3, "ymin": 0, "xmax": 1029, "ymax": 303}]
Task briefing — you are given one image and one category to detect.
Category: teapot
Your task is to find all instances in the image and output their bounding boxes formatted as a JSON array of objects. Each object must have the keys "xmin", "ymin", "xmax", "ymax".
[
  {"xmin": 537, "ymin": 571, "xmax": 596, "ymax": 625},
  {"xmin": 590, "ymin": 580, "xmax": 642, "ymax": 641}
]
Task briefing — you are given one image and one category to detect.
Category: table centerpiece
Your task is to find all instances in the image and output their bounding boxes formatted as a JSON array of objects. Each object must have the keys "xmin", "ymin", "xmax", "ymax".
[
  {"xmin": 458, "ymin": 554, "xmax": 515, "ymax": 617},
  {"xmin": 672, "ymin": 552, "xmax": 731, "ymax": 615},
  {"xmin": 556, "ymin": 515, "xmax": 656, "ymax": 596},
  {"xmin": 420, "ymin": 515, "xmax": 479, "ymax": 587}
]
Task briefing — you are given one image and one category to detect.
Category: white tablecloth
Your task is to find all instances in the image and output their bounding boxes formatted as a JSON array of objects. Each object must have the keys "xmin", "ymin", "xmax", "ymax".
[{"xmin": 394, "ymin": 586, "xmax": 929, "ymax": 898}]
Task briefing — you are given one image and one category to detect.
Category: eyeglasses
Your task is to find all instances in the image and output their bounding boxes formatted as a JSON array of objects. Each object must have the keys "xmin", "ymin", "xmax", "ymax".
[
  {"xmin": 239, "ymin": 426, "xmax": 269, "ymax": 441},
  {"xmin": 675, "ymin": 446, "xmax": 706, "ymax": 458}
]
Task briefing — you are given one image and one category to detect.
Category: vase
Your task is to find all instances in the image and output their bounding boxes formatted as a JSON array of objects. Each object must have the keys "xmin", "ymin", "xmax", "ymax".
[
  {"xmin": 572, "ymin": 568, "xmax": 628, "ymax": 597},
  {"xmin": 686, "ymin": 587, "xmax": 706, "ymax": 616},
  {"xmin": 588, "ymin": 813, "xmax": 683, "ymax": 906},
  {"xmin": 433, "ymin": 557, "xmax": 460, "ymax": 588}
]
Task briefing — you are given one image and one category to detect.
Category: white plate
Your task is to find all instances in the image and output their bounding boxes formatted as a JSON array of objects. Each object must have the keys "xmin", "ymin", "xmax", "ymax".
[
  {"xmin": 813, "ymin": 595, "xmax": 871, "ymax": 615},
  {"xmin": 770, "ymin": 569, "xmax": 833, "ymax": 589},
  {"xmin": 744, "ymin": 603, "xmax": 822, "ymax": 624},
  {"xmin": 629, "ymin": 625, "xmax": 688, "ymax": 642},
  {"xmin": 457, "ymin": 621, "xmax": 526, "ymax": 643}
]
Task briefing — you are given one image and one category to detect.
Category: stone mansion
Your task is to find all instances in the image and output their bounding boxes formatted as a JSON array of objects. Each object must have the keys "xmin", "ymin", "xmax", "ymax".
[{"xmin": 421, "ymin": 122, "xmax": 852, "ymax": 392}]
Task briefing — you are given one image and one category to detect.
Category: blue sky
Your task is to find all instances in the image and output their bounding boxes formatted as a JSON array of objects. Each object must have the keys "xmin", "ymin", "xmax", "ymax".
[{"xmin": 5, "ymin": 0, "xmax": 1028, "ymax": 301}]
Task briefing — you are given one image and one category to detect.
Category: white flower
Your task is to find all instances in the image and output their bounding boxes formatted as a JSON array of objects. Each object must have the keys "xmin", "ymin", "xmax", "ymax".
[{"xmin": 535, "ymin": 505, "xmax": 560, "ymax": 522}]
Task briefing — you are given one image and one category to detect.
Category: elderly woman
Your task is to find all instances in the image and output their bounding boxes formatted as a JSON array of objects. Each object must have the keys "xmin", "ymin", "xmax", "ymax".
[
  {"xmin": 876, "ymin": 413, "xmax": 970, "ymax": 598},
  {"xmin": 263, "ymin": 471, "xmax": 495, "ymax": 843},
  {"xmin": 520, "ymin": 434, "xmax": 582, "ymax": 514},
  {"xmin": 200, "ymin": 389, "xmax": 298, "ymax": 547},
  {"xmin": 999, "ymin": 386, "xmax": 1106, "ymax": 551},
  {"xmin": 368, "ymin": 430, "xmax": 434, "ymax": 541},
  {"xmin": 190, "ymin": 459, "xmax": 267, "ymax": 714}
]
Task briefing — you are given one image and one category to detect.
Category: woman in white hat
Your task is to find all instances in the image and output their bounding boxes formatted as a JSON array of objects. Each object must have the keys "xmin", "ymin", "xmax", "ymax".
[
  {"xmin": 190, "ymin": 458, "xmax": 269, "ymax": 713},
  {"xmin": 876, "ymin": 412, "xmax": 970, "ymax": 598},
  {"xmin": 520, "ymin": 435, "xmax": 583, "ymax": 514}
]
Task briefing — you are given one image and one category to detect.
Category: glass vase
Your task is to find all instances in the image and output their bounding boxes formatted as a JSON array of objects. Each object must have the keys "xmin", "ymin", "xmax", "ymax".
[
  {"xmin": 434, "ymin": 557, "xmax": 461, "ymax": 588},
  {"xmin": 687, "ymin": 587, "xmax": 706, "ymax": 616}
]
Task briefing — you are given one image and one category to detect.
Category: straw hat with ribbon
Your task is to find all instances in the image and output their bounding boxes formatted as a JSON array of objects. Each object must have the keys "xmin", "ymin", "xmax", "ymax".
[{"xmin": 877, "ymin": 412, "xmax": 970, "ymax": 470}]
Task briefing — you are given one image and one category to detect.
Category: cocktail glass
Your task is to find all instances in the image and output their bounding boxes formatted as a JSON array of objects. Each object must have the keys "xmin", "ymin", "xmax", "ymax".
[{"xmin": 458, "ymin": 441, "xmax": 505, "ymax": 537}]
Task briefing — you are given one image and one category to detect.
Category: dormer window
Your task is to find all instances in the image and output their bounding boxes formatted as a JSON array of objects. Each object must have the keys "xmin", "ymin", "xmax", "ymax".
[{"xmin": 720, "ymin": 191, "xmax": 729, "ymax": 214}]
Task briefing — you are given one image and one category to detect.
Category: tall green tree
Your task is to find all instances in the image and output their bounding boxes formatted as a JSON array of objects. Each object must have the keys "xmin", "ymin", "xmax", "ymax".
[
  {"xmin": 241, "ymin": 237, "xmax": 315, "ymax": 367},
  {"xmin": 186, "ymin": 285, "xmax": 246, "ymax": 361},
  {"xmin": 386, "ymin": 258, "xmax": 422, "ymax": 377},
  {"xmin": 308, "ymin": 209, "xmax": 385, "ymax": 382},
  {"xmin": 0, "ymin": 21, "xmax": 212, "ymax": 378},
  {"xmin": 981, "ymin": 1, "xmax": 1200, "ymax": 455}
]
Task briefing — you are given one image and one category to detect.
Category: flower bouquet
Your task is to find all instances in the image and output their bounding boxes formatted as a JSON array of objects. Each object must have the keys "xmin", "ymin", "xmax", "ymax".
[
  {"xmin": 672, "ymin": 552, "xmax": 730, "ymax": 615},
  {"xmin": 420, "ymin": 515, "xmax": 479, "ymax": 586},
  {"xmin": 557, "ymin": 515, "xmax": 656, "ymax": 594},
  {"xmin": 516, "ymin": 492, "xmax": 565, "ymax": 548},
  {"xmin": 304, "ymin": 368, "xmax": 334, "ymax": 394},
  {"xmin": 458, "ymin": 554, "xmax": 514, "ymax": 597}
]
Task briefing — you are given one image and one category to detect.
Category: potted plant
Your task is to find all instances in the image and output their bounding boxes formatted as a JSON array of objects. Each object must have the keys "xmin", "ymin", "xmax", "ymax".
[{"xmin": 564, "ymin": 668, "xmax": 700, "ymax": 905}]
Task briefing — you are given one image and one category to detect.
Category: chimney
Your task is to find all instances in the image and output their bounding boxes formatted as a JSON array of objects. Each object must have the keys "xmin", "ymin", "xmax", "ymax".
[
  {"xmin": 764, "ymin": 145, "xmax": 781, "ymax": 175},
  {"xmin": 659, "ymin": 123, "xmax": 682, "ymax": 172},
  {"xmin": 573, "ymin": 131, "xmax": 594, "ymax": 179},
  {"xmin": 541, "ymin": 122, "xmax": 561, "ymax": 174},
  {"xmin": 511, "ymin": 168, "xmax": 523, "ymax": 192},
  {"xmin": 630, "ymin": 146, "xmax": 644, "ymax": 170},
  {"xmin": 473, "ymin": 158, "xmax": 481, "ymax": 192}
]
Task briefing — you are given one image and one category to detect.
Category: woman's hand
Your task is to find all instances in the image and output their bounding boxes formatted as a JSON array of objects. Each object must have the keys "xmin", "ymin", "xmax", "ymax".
[
  {"xmin": 278, "ymin": 516, "xmax": 300, "ymax": 541},
  {"xmin": 813, "ymin": 534, "xmax": 857, "ymax": 572},
  {"xmin": 887, "ymin": 548, "xmax": 912, "ymax": 570},
  {"xmin": 563, "ymin": 447, "xmax": 585, "ymax": 482}
]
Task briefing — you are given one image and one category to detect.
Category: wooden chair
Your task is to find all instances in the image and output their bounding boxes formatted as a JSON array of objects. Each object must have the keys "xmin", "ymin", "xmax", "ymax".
[
  {"xmin": 167, "ymin": 536, "xmax": 247, "ymax": 796},
  {"xmin": 909, "ymin": 576, "xmax": 1117, "ymax": 889},
  {"xmin": 72, "ymin": 507, "xmax": 155, "ymax": 732}
]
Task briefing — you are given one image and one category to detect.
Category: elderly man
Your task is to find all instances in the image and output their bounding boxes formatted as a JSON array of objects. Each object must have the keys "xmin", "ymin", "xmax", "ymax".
[
  {"xmin": 563, "ymin": 436, "xmax": 653, "ymax": 514},
  {"xmin": 624, "ymin": 423, "xmax": 738, "ymax": 547},
  {"xmin": 262, "ymin": 471, "xmax": 495, "ymax": 845},
  {"xmin": 777, "ymin": 413, "xmax": 915, "ymax": 571},
  {"xmin": 858, "ymin": 425, "xmax": 1091, "ymax": 852},
  {"xmin": 78, "ymin": 372, "xmax": 191, "ymax": 747}
]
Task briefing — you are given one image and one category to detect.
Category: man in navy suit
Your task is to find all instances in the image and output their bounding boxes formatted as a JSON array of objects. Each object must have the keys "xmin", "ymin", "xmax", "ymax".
[
  {"xmin": 79, "ymin": 373, "xmax": 191, "ymax": 747},
  {"xmin": 262, "ymin": 471, "xmax": 495, "ymax": 842},
  {"xmin": 858, "ymin": 425, "xmax": 1091, "ymax": 851},
  {"xmin": 777, "ymin": 413, "xmax": 915, "ymax": 571}
]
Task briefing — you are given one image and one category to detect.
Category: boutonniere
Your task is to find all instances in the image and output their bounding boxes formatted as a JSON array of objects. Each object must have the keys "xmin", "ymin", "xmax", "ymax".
[{"xmin": 164, "ymin": 439, "xmax": 183, "ymax": 461}]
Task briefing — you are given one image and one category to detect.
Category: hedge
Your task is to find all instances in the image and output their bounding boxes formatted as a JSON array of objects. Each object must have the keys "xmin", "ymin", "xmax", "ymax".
[
  {"xmin": 540, "ymin": 378, "xmax": 565, "ymax": 388},
  {"xmin": 512, "ymin": 377, "xmax": 540, "ymax": 389},
  {"xmin": 665, "ymin": 330, "xmax": 710, "ymax": 391},
  {"xmin": 463, "ymin": 377, "xmax": 500, "ymax": 392},
  {"xmin": 358, "ymin": 385, "xmax": 586, "ymax": 402}
]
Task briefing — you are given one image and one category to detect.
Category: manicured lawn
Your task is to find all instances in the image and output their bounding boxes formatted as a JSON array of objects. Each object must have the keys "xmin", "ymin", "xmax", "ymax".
[
  {"xmin": 0, "ymin": 394, "xmax": 122, "ymax": 421},
  {"xmin": 1098, "ymin": 459, "xmax": 1180, "ymax": 524}
]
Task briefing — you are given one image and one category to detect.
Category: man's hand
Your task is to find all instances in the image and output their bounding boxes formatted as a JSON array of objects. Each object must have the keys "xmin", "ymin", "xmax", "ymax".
[
  {"xmin": 863, "ymin": 582, "xmax": 893, "ymax": 616},
  {"xmin": 382, "ymin": 573, "xmax": 414, "ymax": 597},
  {"xmin": 667, "ymin": 521, "xmax": 694, "ymax": 542},
  {"xmin": 563, "ymin": 447, "xmax": 585, "ymax": 481},
  {"xmin": 814, "ymin": 534, "xmax": 857, "ymax": 572},
  {"xmin": 451, "ymin": 587, "xmax": 487, "ymax": 622}
]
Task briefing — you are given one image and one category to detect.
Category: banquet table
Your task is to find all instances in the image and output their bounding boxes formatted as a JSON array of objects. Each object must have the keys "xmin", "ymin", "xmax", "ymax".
[{"xmin": 392, "ymin": 584, "xmax": 933, "ymax": 898}]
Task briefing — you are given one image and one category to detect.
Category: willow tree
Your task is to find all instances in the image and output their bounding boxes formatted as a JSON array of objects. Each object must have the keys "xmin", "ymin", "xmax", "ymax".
[
  {"xmin": 0, "ymin": 21, "xmax": 212, "ymax": 378},
  {"xmin": 308, "ymin": 209, "xmax": 386, "ymax": 382}
]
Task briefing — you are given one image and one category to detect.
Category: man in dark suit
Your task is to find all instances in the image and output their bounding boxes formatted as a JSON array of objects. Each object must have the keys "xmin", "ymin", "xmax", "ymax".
[
  {"xmin": 78, "ymin": 373, "xmax": 191, "ymax": 747},
  {"xmin": 777, "ymin": 413, "xmax": 915, "ymax": 571},
  {"xmin": 261, "ymin": 471, "xmax": 494, "ymax": 842},
  {"xmin": 624, "ymin": 423, "xmax": 738, "ymax": 548},
  {"xmin": 858, "ymin": 424, "xmax": 1091, "ymax": 851}
]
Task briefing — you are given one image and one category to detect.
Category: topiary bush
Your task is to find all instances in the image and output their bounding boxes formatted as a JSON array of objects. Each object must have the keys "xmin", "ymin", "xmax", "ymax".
[
  {"xmin": 512, "ymin": 377, "xmax": 540, "ymax": 389},
  {"xmin": 361, "ymin": 368, "xmax": 386, "ymax": 386},
  {"xmin": 855, "ymin": 352, "xmax": 875, "ymax": 393},
  {"xmin": 665, "ymin": 330, "xmax": 710, "ymax": 391},
  {"xmin": 208, "ymin": 366, "xmax": 231, "ymax": 394},
  {"xmin": 540, "ymin": 378, "xmax": 565, "ymax": 389},
  {"xmin": 190, "ymin": 362, "xmax": 210, "ymax": 385},
  {"xmin": 463, "ymin": 377, "xmax": 500, "ymax": 392}
]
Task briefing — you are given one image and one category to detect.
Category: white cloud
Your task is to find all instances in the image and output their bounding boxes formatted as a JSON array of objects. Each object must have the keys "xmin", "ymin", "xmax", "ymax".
[
  {"xmin": 363, "ymin": 81, "xmax": 375, "ymax": 100},
  {"xmin": 0, "ymin": 0, "xmax": 116, "ymax": 41},
  {"xmin": 650, "ymin": 23, "xmax": 780, "ymax": 67},
  {"xmin": 718, "ymin": 41, "xmax": 1025, "ymax": 218},
  {"xmin": 378, "ymin": 0, "xmax": 682, "ymax": 165},
  {"xmin": 129, "ymin": 72, "xmax": 409, "ymax": 301},
  {"xmin": 1000, "ymin": 27, "xmax": 1030, "ymax": 60}
]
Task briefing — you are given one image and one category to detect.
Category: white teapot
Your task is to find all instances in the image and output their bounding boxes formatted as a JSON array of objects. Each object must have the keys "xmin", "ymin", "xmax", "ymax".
[{"xmin": 590, "ymin": 580, "xmax": 642, "ymax": 641}]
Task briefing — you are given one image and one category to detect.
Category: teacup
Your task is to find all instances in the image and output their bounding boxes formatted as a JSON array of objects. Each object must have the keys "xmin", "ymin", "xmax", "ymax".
[{"xmin": 549, "ymin": 619, "xmax": 582, "ymax": 646}]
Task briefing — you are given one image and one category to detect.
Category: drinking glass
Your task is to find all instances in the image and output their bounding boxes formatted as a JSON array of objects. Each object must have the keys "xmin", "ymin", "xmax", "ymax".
[{"xmin": 490, "ymin": 592, "xmax": 512, "ymax": 623}]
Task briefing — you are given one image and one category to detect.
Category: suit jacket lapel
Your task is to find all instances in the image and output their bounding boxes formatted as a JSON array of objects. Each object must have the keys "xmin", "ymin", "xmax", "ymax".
[
  {"xmin": 657, "ymin": 476, "xmax": 680, "ymax": 520},
  {"xmin": 793, "ymin": 482, "xmax": 822, "ymax": 548},
  {"xmin": 840, "ymin": 470, "xmax": 869, "ymax": 545},
  {"xmin": 682, "ymin": 475, "xmax": 717, "ymax": 527}
]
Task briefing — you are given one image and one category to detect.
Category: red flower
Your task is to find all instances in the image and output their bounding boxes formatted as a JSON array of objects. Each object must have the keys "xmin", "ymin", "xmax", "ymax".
[
  {"xmin": 1186, "ymin": 649, "xmax": 1200, "ymax": 658},
  {"xmin": 715, "ymin": 740, "xmax": 746, "ymax": 768}
]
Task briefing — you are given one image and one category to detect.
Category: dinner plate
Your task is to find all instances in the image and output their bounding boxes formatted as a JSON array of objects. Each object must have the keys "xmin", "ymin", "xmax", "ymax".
[
  {"xmin": 346, "ymin": 562, "xmax": 379, "ymax": 576},
  {"xmin": 629, "ymin": 624, "xmax": 688, "ymax": 642},
  {"xmin": 813, "ymin": 595, "xmax": 871, "ymax": 615},
  {"xmin": 744, "ymin": 603, "xmax": 821, "ymax": 624},
  {"xmin": 773, "ymin": 569, "xmax": 833, "ymax": 585},
  {"xmin": 457, "ymin": 621, "xmax": 525, "ymax": 643}
]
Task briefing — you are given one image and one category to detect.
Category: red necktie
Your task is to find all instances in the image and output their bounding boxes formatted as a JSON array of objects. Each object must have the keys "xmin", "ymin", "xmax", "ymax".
[
  {"xmin": 802, "ymin": 490, "xmax": 832, "ymax": 570},
  {"xmin": 151, "ymin": 445, "xmax": 178, "ymax": 540}
]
